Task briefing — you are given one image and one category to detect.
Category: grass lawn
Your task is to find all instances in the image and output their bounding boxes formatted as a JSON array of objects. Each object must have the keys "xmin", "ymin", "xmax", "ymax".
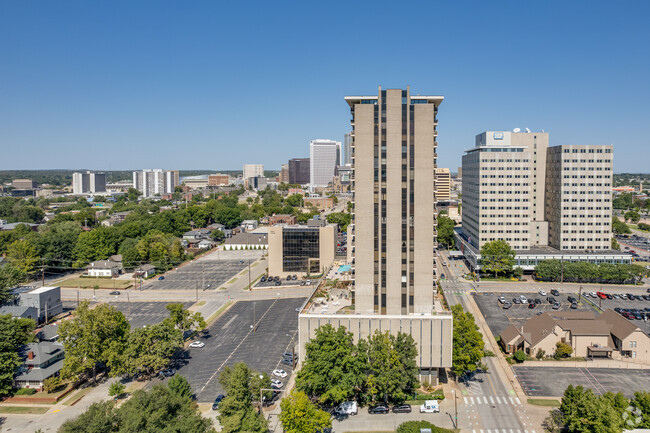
[
  {"xmin": 528, "ymin": 398, "xmax": 561, "ymax": 407},
  {"xmin": 227, "ymin": 277, "xmax": 238, "ymax": 284},
  {"xmin": 62, "ymin": 386, "xmax": 95, "ymax": 406},
  {"xmin": 57, "ymin": 277, "xmax": 133, "ymax": 290},
  {"xmin": 0, "ymin": 406, "xmax": 50, "ymax": 414},
  {"xmin": 195, "ymin": 301, "xmax": 206, "ymax": 307}
]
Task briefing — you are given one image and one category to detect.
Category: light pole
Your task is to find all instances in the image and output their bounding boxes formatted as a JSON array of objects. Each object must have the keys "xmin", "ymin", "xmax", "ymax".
[{"xmin": 451, "ymin": 389, "xmax": 458, "ymax": 429}]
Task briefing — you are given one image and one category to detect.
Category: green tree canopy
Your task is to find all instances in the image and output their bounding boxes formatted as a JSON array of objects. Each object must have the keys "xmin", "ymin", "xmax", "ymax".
[
  {"xmin": 0, "ymin": 314, "xmax": 35, "ymax": 396},
  {"xmin": 437, "ymin": 215, "xmax": 456, "ymax": 248},
  {"xmin": 164, "ymin": 303, "xmax": 206, "ymax": 335},
  {"xmin": 451, "ymin": 304, "xmax": 487, "ymax": 377},
  {"xmin": 279, "ymin": 390, "xmax": 331, "ymax": 433},
  {"xmin": 6, "ymin": 239, "xmax": 39, "ymax": 276},
  {"xmin": 325, "ymin": 212, "xmax": 351, "ymax": 232},
  {"xmin": 118, "ymin": 321, "xmax": 182, "ymax": 378},
  {"xmin": 217, "ymin": 362, "xmax": 267, "ymax": 433},
  {"xmin": 480, "ymin": 239, "xmax": 515, "ymax": 277}
]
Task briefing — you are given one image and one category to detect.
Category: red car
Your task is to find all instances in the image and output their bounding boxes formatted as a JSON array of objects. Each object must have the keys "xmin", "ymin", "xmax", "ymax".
[{"xmin": 596, "ymin": 291, "xmax": 607, "ymax": 299}]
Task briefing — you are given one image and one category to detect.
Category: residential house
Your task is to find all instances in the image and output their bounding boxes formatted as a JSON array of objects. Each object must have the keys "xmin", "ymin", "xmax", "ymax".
[
  {"xmin": 133, "ymin": 264, "xmax": 156, "ymax": 278},
  {"xmin": 0, "ymin": 305, "xmax": 38, "ymax": 322},
  {"xmin": 241, "ymin": 220, "xmax": 258, "ymax": 231},
  {"xmin": 198, "ymin": 239, "xmax": 215, "ymax": 249},
  {"xmin": 599, "ymin": 309, "xmax": 650, "ymax": 360},
  {"xmin": 36, "ymin": 324, "xmax": 60, "ymax": 342},
  {"xmin": 14, "ymin": 342, "xmax": 65, "ymax": 390},
  {"xmin": 87, "ymin": 260, "xmax": 120, "ymax": 278}
]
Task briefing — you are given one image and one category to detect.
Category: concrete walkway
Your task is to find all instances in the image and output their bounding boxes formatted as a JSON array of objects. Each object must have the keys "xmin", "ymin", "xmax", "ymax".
[{"xmin": 521, "ymin": 359, "xmax": 650, "ymax": 369}]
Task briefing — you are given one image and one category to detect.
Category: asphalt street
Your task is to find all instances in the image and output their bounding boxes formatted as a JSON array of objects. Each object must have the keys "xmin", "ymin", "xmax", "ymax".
[
  {"xmin": 163, "ymin": 297, "xmax": 306, "ymax": 403},
  {"xmin": 513, "ymin": 366, "xmax": 650, "ymax": 398}
]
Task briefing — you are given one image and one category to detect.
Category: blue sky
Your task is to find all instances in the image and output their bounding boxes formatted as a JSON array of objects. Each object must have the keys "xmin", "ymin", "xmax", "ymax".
[{"xmin": 1, "ymin": 1, "xmax": 649, "ymax": 172}]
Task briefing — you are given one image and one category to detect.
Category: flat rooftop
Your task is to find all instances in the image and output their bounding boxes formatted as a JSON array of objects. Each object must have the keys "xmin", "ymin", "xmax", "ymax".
[{"xmin": 29, "ymin": 286, "xmax": 60, "ymax": 294}]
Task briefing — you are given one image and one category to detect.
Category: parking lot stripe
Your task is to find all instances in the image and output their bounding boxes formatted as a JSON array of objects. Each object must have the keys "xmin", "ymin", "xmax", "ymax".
[
  {"xmin": 489, "ymin": 396, "xmax": 494, "ymax": 404},
  {"xmin": 515, "ymin": 397, "xmax": 521, "ymax": 405},
  {"xmin": 496, "ymin": 396, "xmax": 501, "ymax": 404},
  {"xmin": 470, "ymin": 396, "xmax": 475, "ymax": 405},
  {"xmin": 483, "ymin": 396, "xmax": 488, "ymax": 404},
  {"xmin": 509, "ymin": 397, "xmax": 515, "ymax": 404},
  {"xmin": 464, "ymin": 397, "xmax": 468, "ymax": 404}
]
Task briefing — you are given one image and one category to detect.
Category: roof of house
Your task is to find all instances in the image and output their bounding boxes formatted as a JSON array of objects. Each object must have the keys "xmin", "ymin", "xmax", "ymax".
[
  {"xmin": 138, "ymin": 264, "xmax": 156, "ymax": 271},
  {"xmin": 546, "ymin": 310, "xmax": 597, "ymax": 320},
  {"xmin": 198, "ymin": 239, "xmax": 214, "ymax": 245},
  {"xmin": 0, "ymin": 305, "xmax": 36, "ymax": 318},
  {"xmin": 500, "ymin": 325, "xmax": 524, "ymax": 346},
  {"xmin": 556, "ymin": 319, "xmax": 610, "ymax": 336},
  {"xmin": 19, "ymin": 342, "xmax": 64, "ymax": 366},
  {"xmin": 87, "ymin": 260, "xmax": 120, "ymax": 270},
  {"xmin": 599, "ymin": 309, "xmax": 640, "ymax": 340},
  {"xmin": 36, "ymin": 324, "xmax": 59, "ymax": 341},
  {"xmin": 521, "ymin": 312, "xmax": 559, "ymax": 347},
  {"xmin": 14, "ymin": 358, "xmax": 64, "ymax": 383}
]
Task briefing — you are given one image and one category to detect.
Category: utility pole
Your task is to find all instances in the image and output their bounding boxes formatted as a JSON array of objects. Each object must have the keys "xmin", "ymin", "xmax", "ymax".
[
  {"xmin": 579, "ymin": 285, "xmax": 583, "ymax": 302},
  {"xmin": 195, "ymin": 282, "xmax": 198, "ymax": 301},
  {"xmin": 454, "ymin": 389, "xmax": 458, "ymax": 429},
  {"xmin": 41, "ymin": 265, "xmax": 45, "ymax": 286},
  {"xmin": 253, "ymin": 302, "xmax": 256, "ymax": 332}
]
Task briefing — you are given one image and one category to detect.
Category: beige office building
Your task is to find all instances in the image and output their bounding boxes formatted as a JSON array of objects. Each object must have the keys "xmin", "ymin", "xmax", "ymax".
[
  {"xmin": 434, "ymin": 168, "xmax": 451, "ymax": 202},
  {"xmin": 268, "ymin": 223, "xmax": 336, "ymax": 278},
  {"xmin": 545, "ymin": 145, "xmax": 613, "ymax": 251},
  {"xmin": 298, "ymin": 87, "xmax": 452, "ymax": 384}
]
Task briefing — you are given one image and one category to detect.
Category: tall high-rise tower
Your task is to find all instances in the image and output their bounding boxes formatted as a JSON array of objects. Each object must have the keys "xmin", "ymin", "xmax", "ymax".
[
  {"xmin": 309, "ymin": 139, "xmax": 341, "ymax": 187},
  {"xmin": 347, "ymin": 86, "xmax": 443, "ymax": 315}
]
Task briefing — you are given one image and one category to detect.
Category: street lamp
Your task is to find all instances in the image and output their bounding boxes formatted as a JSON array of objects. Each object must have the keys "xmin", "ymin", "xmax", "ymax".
[{"xmin": 451, "ymin": 389, "xmax": 458, "ymax": 429}]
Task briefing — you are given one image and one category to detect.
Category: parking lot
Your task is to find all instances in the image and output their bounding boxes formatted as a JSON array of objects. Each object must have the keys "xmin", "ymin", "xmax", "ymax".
[
  {"xmin": 170, "ymin": 297, "xmax": 305, "ymax": 403},
  {"xmin": 473, "ymin": 291, "xmax": 595, "ymax": 337},
  {"xmin": 62, "ymin": 300, "xmax": 192, "ymax": 328},
  {"xmin": 581, "ymin": 292, "xmax": 650, "ymax": 336},
  {"xmin": 513, "ymin": 366, "xmax": 650, "ymax": 398},
  {"xmin": 254, "ymin": 275, "xmax": 316, "ymax": 289},
  {"xmin": 145, "ymin": 258, "xmax": 256, "ymax": 291}
]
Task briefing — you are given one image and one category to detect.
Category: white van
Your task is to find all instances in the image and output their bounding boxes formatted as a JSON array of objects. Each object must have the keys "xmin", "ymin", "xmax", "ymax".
[
  {"xmin": 334, "ymin": 401, "xmax": 358, "ymax": 416},
  {"xmin": 419, "ymin": 400, "xmax": 440, "ymax": 413}
]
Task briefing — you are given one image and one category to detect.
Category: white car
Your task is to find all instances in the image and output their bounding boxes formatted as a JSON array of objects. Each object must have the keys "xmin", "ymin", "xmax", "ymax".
[
  {"xmin": 271, "ymin": 379, "xmax": 283, "ymax": 389},
  {"xmin": 419, "ymin": 400, "xmax": 440, "ymax": 413},
  {"xmin": 589, "ymin": 292, "xmax": 597, "ymax": 298},
  {"xmin": 519, "ymin": 295, "xmax": 528, "ymax": 304},
  {"xmin": 272, "ymin": 369, "xmax": 288, "ymax": 378},
  {"xmin": 189, "ymin": 341, "xmax": 205, "ymax": 348},
  {"xmin": 538, "ymin": 290, "xmax": 547, "ymax": 296},
  {"xmin": 498, "ymin": 296, "xmax": 506, "ymax": 304}
]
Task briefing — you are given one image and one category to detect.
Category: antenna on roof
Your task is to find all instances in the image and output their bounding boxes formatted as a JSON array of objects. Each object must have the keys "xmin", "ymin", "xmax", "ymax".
[
  {"xmin": 525, "ymin": 127, "xmax": 531, "ymax": 133},
  {"xmin": 513, "ymin": 128, "xmax": 521, "ymax": 133}
]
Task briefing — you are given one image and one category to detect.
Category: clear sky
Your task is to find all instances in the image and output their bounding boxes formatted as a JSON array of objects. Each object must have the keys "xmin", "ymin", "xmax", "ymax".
[{"xmin": 1, "ymin": 1, "xmax": 648, "ymax": 172}]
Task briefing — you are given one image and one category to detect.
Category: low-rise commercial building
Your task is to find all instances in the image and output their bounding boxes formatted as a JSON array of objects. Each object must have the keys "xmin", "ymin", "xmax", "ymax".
[
  {"xmin": 224, "ymin": 232, "xmax": 268, "ymax": 250},
  {"xmin": 268, "ymin": 223, "xmax": 336, "ymax": 277},
  {"xmin": 18, "ymin": 286, "xmax": 63, "ymax": 323}
]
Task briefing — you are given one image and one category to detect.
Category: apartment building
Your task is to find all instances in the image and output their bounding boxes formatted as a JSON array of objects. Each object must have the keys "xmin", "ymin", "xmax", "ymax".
[
  {"xmin": 208, "ymin": 174, "xmax": 230, "ymax": 186},
  {"xmin": 434, "ymin": 168, "xmax": 451, "ymax": 202},
  {"xmin": 545, "ymin": 145, "xmax": 613, "ymax": 251},
  {"xmin": 243, "ymin": 164, "xmax": 264, "ymax": 180},
  {"xmin": 458, "ymin": 131, "xmax": 627, "ymax": 270},
  {"xmin": 72, "ymin": 171, "xmax": 106, "ymax": 194},
  {"xmin": 309, "ymin": 139, "xmax": 341, "ymax": 187},
  {"xmin": 132, "ymin": 169, "xmax": 179, "ymax": 198},
  {"xmin": 288, "ymin": 158, "xmax": 310, "ymax": 184},
  {"xmin": 279, "ymin": 164, "xmax": 289, "ymax": 183}
]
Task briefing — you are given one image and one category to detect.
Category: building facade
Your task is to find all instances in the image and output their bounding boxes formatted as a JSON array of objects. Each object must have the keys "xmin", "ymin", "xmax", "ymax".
[
  {"xmin": 133, "ymin": 169, "xmax": 179, "ymax": 198},
  {"xmin": 288, "ymin": 158, "xmax": 310, "ymax": 185},
  {"xmin": 434, "ymin": 168, "xmax": 451, "ymax": 202},
  {"xmin": 280, "ymin": 164, "xmax": 289, "ymax": 183},
  {"xmin": 208, "ymin": 174, "xmax": 231, "ymax": 186},
  {"xmin": 545, "ymin": 145, "xmax": 613, "ymax": 251},
  {"xmin": 243, "ymin": 164, "xmax": 264, "ymax": 180},
  {"xmin": 348, "ymin": 87, "xmax": 442, "ymax": 315},
  {"xmin": 309, "ymin": 139, "xmax": 341, "ymax": 187},
  {"xmin": 343, "ymin": 132, "xmax": 352, "ymax": 165},
  {"xmin": 268, "ymin": 224, "xmax": 336, "ymax": 277},
  {"xmin": 12, "ymin": 179, "xmax": 37, "ymax": 189}
]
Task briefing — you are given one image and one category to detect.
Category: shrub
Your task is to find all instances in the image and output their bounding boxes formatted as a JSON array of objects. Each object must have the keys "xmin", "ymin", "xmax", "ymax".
[
  {"xmin": 554, "ymin": 342, "xmax": 573, "ymax": 359},
  {"xmin": 536, "ymin": 349, "xmax": 546, "ymax": 360},
  {"xmin": 513, "ymin": 350, "xmax": 526, "ymax": 363},
  {"xmin": 638, "ymin": 222, "xmax": 650, "ymax": 231},
  {"xmin": 108, "ymin": 381, "xmax": 125, "ymax": 398},
  {"xmin": 397, "ymin": 421, "xmax": 455, "ymax": 433},
  {"xmin": 15, "ymin": 388, "xmax": 37, "ymax": 395},
  {"xmin": 415, "ymin": 391, "xmax": 445, "ymax": 401},
  {"xmin": 43, "ymin": 376, "xmax": 63, "ymax": 393}
]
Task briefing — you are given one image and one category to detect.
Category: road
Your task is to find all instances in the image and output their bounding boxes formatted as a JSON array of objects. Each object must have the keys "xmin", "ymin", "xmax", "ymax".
[{"xmin": 440, "ymin": 253, "xmax": 535, "ymax": 432}]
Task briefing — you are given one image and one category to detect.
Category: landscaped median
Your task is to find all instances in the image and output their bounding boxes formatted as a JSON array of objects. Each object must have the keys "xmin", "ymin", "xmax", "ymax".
[
  {"xmin": 0, "ymin": 405, "xmax": 51, "ymax": 415},
  {"xmin": 405, "ymin": 390, "xmax": 446, "ymax": 406}
]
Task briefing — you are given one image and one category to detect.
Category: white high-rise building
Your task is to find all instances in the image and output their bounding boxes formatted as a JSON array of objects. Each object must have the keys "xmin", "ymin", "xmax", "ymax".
[
  {"xmin": 72, "ymin": 171, "xmax": 106, "ymax": 194},
  {"xmin": 132, "ymin": 169, "xmax": 179, "ymax": 198},
  {"xmin": 309, "ymin": 139, "xmax": 341, "ymax": 188},
  {"xmin": 243, "ymin": 164, "xmax": 264, "ymax": 180},
  {"xmin": 343, "ymin": 133, "xmax": 352, "ymax": 166}
]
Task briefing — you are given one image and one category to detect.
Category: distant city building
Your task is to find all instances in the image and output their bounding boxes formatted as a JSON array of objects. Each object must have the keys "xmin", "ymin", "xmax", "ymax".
[
  {"xmin": 72, "ymin": 171, "xmax": 106, "ymax": 194},
  {"xmin": 208, "ymin": 174, "xmax": 231, "ymax": 186},
  {"xmin": 309, "ymin": 139, "xmax": 341, "ymax": 187},
  {"xmin": 243, "ymin": 164, "xmax": 264, "ymax": 180},
  {"xmin": 182, "ymin": 178, "xmax": 210, "ymax": 189},
  {"xmin": 434, "ymin": 168, "xmax": 451, "ymax": 202},
  {"xmin": 280, "ymin": 164, "xmax": 289, "ymax": 183},
  {"xmin": 132, "ymin": 169, "xmax": 179, "ymax": 198},
  {"xmin": 343, "ymin": 132, "xmax": 352, "ymax": 165},
  {"xmin": 288, "ymin": 158, "xmax": 310, "ymax": 185},
  {"xmin": 12, "ymin": 179, "xmax": 37, "ymax": 189},
  {"xmin": 247, "ymin": 176, "xmax": 267, "ymax": 190},
  {"xmin": 457, "ymin": 166, "xmax": 462, "ymax": 179}
]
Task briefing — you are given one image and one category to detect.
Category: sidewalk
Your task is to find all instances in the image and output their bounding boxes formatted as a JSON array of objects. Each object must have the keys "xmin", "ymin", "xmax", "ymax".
[{"xmin": 520, "ymin": 359, "xmax": 650, "ymax": 369}]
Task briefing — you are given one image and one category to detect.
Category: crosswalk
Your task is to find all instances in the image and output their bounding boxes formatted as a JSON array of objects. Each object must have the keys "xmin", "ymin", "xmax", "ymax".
[
  {"xmin": 472, "ymin": 430, "xmax": 536, "ymax": 433},
  {"xmin": 464, "ymin": 396, "xmax": 522, "ymax": 406}
]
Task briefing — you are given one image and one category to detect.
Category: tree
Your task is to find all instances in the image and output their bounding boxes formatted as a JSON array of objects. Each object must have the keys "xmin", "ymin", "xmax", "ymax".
[
  {"xmin": 631, "ymin": 391, "xmax": 650, "ymax": 428},
  {"xmin": 559, "ymin": 385, "xmax": 623, "ymax": 432},
  {"xmin": 0, "ymin": 264, "xmax": 25, "ymax": 303},
  {"xmin": 108, "ymin": 381, "xmax": 125, "ymax": 398},
  {"xmin": 211, "ymin": 229, "xmax": 225, "ymax": 242},
  {"xmin": 513, "ymin": 350, "xmax": 526, "ymax": 363},
  {"xmin": 43, "ymin": 376, "xmax": 63, "ymax": 393},
  {"xmin": 218, "ymin": 363, "xmax": 267, "ymax": 433},
  {"xmin": 437, "ymin": 215, "xmax": 456, "ymax": 248},
  {"xmin": 57, "ymin": 401, "xmax": 115, "ymax": 433},
  {"xmin": 127, "ymin": 187, "xmax": 140, "ymax": 201},
  {"xmin": 119, "ymin": 321, "xmax": 182, "ymax": 377},
  {"xmin": 165, "ymin": 303, "xmax": 206, "ymax": 335},
  {"xmin": 513, "ymin": 266, "xmax": 524, "ymax": 279},
  {"xmin": 554, "ymin": 342, "xmax": 573, "ymax": 359},
  {"xmin": 480, "ymin": 239, "xmax": 515, "ymax": 277},
  {"xmin": 168, "ymin": 374, "xmax": 193, "ymax": 400},
  {"xmin": 612, "ymin": 216, "xmax": 631, "ymax": 234},
  {"xmin": 325, "ymin": 212, "xmax": 351, "ymax": 232},
  {"xmin": 296, "ymin": 324, "xmax": 368, "ymax": 405},
  {"xmin": 0, "ymin": 314, "xmax": 35, "ymax": 396},
  {"xmin": 6, "ymin": 239, "xmax": 39, "ymax": 276},
  {"xmin": 535, "ymin": 349, "xmax": 546, "ymax": 360},
  {"xmin": 451, "ymin": 304, "xmax": 487, "ymax": 378},
  {"xmin": 279, "ymin": 390, "xmax": 332, "ymax": 433},
  {"xmin": 611, "ymin": 237, "xmax": 620, "ymax": 250},
  {"xmin": 58, "ymin": 301, "xmax": 130, "ymax": 381},
  {"xmin": 624, "ymin": 210, "xmax": 640, "ymax": 224}
]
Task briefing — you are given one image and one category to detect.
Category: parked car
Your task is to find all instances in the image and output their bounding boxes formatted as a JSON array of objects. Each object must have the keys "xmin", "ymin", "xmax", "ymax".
[
  {"xmin": 502, "ymin": 302, "xmax": 513, "ymax": 309},
  {"xmin": 260, "ymin": 276, "xmax": 267, "ymax": 282},
  {"xmin": 519, "ymin": 295, "xmax": 528, "ymax": 304},
  {"xmin": 552, "ymin": 302, "xmax": 561, "ymax": 310},
  {"xmin": 498, "ymin": 296, "xmax": 506, "ymax": 304},
  {"xmin": 211, "ymin": 394, "xmax": 225, "ymax": 410},
  {"xmin": 567, "ymin": 296, "xmax": 576, "ymax": 303},
  {"xmin": 596, "ymin": 292, "xmax": 607, "ymax": 299},
  {"xmin": 333, "ymin": 401, "xmax": 358, "ymax": 416},
  {"xmin": 271, "ymin": 379, "xmax": 283, "ymax": 389},
  {"xmin": 513, "ymin": 298, "xmax": 522, "ymax": 304},
  {"xmin": 528, "ymin": 302, "xmax": 536, "ymax": 309},
  {"xmin": 158, "ymin": 276, "xmax": 165, "ymax": 280},
  {"xmin": 286, "ymin": 276, "xmax": 292, "ymax": 281},
  {"xmin": 534, "ymin": 298, "xmax": 542, "ymax": 305},
  {"xmin": 368, "ymin": 405, "xmax": 390, "ymax": 414},
  {"xmin": 419, "ymin": 400, "xmax": 440, "ymax": 413},
  {"xmin": 538, "ymin": 290, "xmax": 547, "ymax": 296},
  {"xmin": 292, "ymin": 275, "xmax": 297, "ymax": 280},
  {"xmin": 570, "ymin": 302, "xmax": 578, "ymax": 309},
  {"xmin": 110, "ymin": 290, "xmax": 121, "ymax": 295},
  {"xmin": 605, "ymin": 294, "xmax": 613, "ymax": 299},
  {"xmin": 547, "ymin": 297, "xmax": 556, "ymax": 304},
  {"xmin": 189, "ymin": 341, "xmax": 205, "ymax": 348},
  {"xmin": 159, "ymin": 368, "xmax": 176, "ymax": 377},
  {"xmin": 272, "ymin": 369, "xmax": 287, "ymax": 378},
  {"xmin": 613, "ymin": 294, "xmax": 621, "ymax": 299},
  {"xmin": 392, "ymin": 404, "xmax": 412, "ymax": 413},
  {"xmin": 281, "ymin": 358, "xmax": 293, "ymax": 366},
  {"xmin": 275, "ymin": 281, "xmax": 281, "ymax": 286},
  {"xmin": 551, "ymin": 289, "xmax": 560, "ymax": 296}
]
